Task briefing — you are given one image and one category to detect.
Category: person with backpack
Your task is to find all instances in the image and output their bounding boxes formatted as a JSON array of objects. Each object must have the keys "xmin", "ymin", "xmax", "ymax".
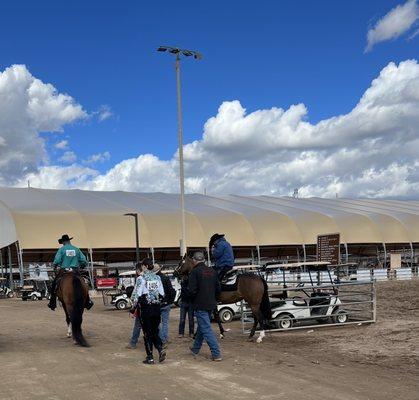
[
  {"xmin": 156, "ymin": 263, "xmax": 176, "ymax": 347},
  {"xmin": 131, "ymin": 259, "xmax": 166, "ymax": 365}
]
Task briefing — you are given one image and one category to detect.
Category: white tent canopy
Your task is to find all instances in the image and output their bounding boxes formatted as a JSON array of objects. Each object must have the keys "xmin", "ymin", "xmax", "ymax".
[{"xmin": 0, "ymin": 187, "xmax": 418, "ymax": 250}]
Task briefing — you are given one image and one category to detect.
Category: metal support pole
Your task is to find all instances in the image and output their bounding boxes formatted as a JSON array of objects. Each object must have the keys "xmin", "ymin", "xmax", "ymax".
[
  {"xmin": 409, "ymin": 242, "xmax": 414, "ymax": 269},
  {"xmin": 206, "ymin": 247, "xmax": 211, "ymax": 266},
  {"xmin": 150, "ymin": 247, "xmax": 155, "ymax": 265},
  {"xmin": 134, "ymin": 214, "xmax": 140, "ymax": 267},
  {"xmin": 344, "ymin": 243, "xmax": 349, "ymax": 263},
  {"xmin": 302, "ymin": 244, "xmax": 307, "ymax": 262},
  {"xmin": 16, "ymin": 242, "xmax": 24, "ymax": 287},
  {"xmin": 7, "ymin": 246, "xmax": 13, "ymax": 289},
  {"xmin": 0, "ymin": 250, "xmax": 3, "ymax": 278},
  {"xmin": 382, "ymin": 243, "xmax": 387, "ymax": 269},
  {"xmin": 88, "ymin": 249, "xmax": 95, "ymax": 289},
  {"xmin": 256, "ymin": 245, "xmax": 261, "ymax": 265},
  {"xmin": 175, "ymin": 54, "xmax": 187, "ymax": 257}
]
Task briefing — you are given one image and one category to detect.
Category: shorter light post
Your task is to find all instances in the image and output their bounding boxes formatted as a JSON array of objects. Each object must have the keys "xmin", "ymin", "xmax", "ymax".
[{"xmin": 124, "ymin": 213, "xmax": 140, "ymax": 267}]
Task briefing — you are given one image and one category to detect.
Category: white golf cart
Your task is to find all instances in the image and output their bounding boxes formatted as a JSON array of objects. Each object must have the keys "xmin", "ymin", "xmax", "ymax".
[
  {"xmin": 265, "ymin": 262, "xmax": 348, "ymax": 329},
  {"xmin": 0, "ymin": 278, "xmax": 14, "ymax": 298},
  {"xmin": 217, "ymin": 302, "xmax": 242, "ymax": 323}
]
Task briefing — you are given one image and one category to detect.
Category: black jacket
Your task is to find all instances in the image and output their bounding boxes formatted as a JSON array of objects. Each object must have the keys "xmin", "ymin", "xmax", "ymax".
[
  {"xmin": 157, "ymin": 272, "xmax": 176, "ymax": 306},
  {"xmin": 188, "ymin": 262, "xmax": 221, "ymax": 311},
  {"xmin": 180, "ymin": 277, "xmax": 192, "ymax": 303}
]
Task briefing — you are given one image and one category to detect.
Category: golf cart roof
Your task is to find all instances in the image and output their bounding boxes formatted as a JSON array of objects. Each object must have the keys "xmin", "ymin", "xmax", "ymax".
[
  {"xmin": 265, "ymin": 261, "xmax": 331, "ymax": 270},
  {"xmin": 119, "ymin": 270, "xmax": 136, "ymax": 276}
]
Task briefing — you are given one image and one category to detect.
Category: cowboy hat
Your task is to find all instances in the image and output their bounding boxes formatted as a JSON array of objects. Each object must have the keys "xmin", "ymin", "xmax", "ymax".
[{"xmin": 58, "ymin": 234, "xmax": 73, "ymax": 244}]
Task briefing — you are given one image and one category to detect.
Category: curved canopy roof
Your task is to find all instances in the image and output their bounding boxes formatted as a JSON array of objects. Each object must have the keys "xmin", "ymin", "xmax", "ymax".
[{"xmin": 0, "ymin": 187, "xmax": 418, "ymax": 250}]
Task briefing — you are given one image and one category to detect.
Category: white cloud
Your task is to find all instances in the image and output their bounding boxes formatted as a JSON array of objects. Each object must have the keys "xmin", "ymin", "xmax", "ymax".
[
  {"xmin": 365, "ymin": 0, "xmax": 419, "ymax": 52},
  {"xmin": 84, "ymin": 151, "xmax": 111, "ymax": 165},
  {"xmin": 0, "ymin": 64, "xmax": 86, "ymax": 184},
  {"xmin": 96, "ymin": 105, "xmax": 114, "ymax": 122},
  {"xmin": 12, "ymin": 59, "xmax": 419, "ymax": 199},
  {"xmin": 22, "ymin": 165, "xmax": 98, "ymax": 189},
  {"xmin": 59, "ymin": 151, "xmax": 77, "ymax": 164},
  {"xmin": 55, "ymin": 140, "xmax": 69, "ymax": 150}
]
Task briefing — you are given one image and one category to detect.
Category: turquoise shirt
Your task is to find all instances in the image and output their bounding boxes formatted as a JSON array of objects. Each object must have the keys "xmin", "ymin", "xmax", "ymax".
[{"xmin": 53, "ymin": 243, "xmax": 87, "ymax": 269}]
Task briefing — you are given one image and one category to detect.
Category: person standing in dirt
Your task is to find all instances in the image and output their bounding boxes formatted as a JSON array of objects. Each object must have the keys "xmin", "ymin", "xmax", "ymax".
[
  {"xmin": 188, "ymin": 251, "xmax": 222, "ymax": 361},
  {"xmin": 156, "ymin": 264, "xmax": 176, "ymax": 347},
  {"xmin": 132, "ymin": 259, "xmax": 166, "ymax": 365},
  {"xmin": 178, "ymin": 274, "xmax": 194, "ymax": 338},
  {"xmin": 126, "ymin": 263, "xmax": 143, "ymax": 349}
]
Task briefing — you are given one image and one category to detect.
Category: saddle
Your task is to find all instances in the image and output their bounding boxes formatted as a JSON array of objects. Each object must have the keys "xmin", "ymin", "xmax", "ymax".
[{"xmin": 220, "ymin": 270, "xmax": 238, "ymax": 291}]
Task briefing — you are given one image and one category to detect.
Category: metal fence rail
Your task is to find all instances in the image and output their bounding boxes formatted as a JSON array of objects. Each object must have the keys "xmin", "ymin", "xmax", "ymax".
[{"xmin": 241, "ymin": 280, "xmax": 376, "ymax": 334}]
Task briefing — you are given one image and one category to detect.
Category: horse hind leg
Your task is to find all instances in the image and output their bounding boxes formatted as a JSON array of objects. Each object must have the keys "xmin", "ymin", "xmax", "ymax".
[
  {"xmin": 213, "ymin": 308, "xmax": 225, "ymax": 339},
  {"xmin": 248, "ymin": 306, "xmax": 265, "ymax": 343},
  {"xmin": 67, "ymin": 322, "xmax": 72, "ymax": 338}
]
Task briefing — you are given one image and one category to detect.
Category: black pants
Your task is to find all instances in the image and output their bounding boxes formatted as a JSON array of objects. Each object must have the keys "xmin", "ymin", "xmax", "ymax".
[{"xmin": 140, "ymin": 305, "xmax": 163, "ymax": 359}]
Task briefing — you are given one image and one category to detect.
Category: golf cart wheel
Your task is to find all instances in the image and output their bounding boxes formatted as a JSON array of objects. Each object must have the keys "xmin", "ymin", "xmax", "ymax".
[
  {"xmin": 116, "ymin": 299, "xmax": 128, "ymax": 310},
  {"xmin": 31, "ymin": 294, "xmax": 38, "ymax": 301},
  {"xmin": 219, "ymin": 308, "xmax": 234, "ymax": 323},
  {"xmin": 275, "ymin": 314, "xmax": 294, "ymax": 330},
  {"xmin": 332, "ymin": 310, "xmax": 348, "ymax": 324}
]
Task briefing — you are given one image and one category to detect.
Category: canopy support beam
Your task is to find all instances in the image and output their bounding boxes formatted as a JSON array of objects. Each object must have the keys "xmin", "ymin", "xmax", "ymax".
[
  {"xmin": 409, "ymin": 242, "xmax": 414, "ymax": 269},
  {"xmin": 88, "ymin": 249, "xmax": 95, "ymax": 289},
  {"xmin": 15, "ymin": 242, "xmax": 24, "ymax": 287},
  {"xmin": 344, "ymin": 243, "xmax": 349, "ymax": 264},
  {"xmin": 382, "ymin": 243, "xmax": 387, "ymax": 269},
  {"xmin": 302, "ymin": 244, "xmax": 307, "ymax": 262},
  {"xmin": 150, "ymin": 247, "xmax": 155, "ymax": 264},
  {"xmin": 256, "ymin": 245, "xmax": 261, "ymax": 265},
  {"xmin": 0, "ymin": 250, "xmax": 3, "ymax": 278},
  {"xmin": 7, "ymin": 246, "xmax": 13, "ymax": 289}
]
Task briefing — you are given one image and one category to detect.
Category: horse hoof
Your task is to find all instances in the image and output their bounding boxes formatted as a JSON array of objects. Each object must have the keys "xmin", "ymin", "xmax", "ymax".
[
  {"xmin": 220, "ymin": 334, "xmax": 224, "ymax": 339},
  {"xmin": 66, "ymin": 334, "xmax": 71, "ymax": 338},
  {"xmin": 256, "ymin": 337, "xmax": 263, "ymax": 343}
]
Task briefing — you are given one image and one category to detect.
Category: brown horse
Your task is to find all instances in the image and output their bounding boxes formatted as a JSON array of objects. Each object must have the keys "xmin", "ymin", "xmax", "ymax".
[
  {"xmin": 174, "ymin": 255, "xmax": 272, "ymax": 343},
  {"xmin": 56, "ymin": 271, "xmax": 89, "ymax": 346}
]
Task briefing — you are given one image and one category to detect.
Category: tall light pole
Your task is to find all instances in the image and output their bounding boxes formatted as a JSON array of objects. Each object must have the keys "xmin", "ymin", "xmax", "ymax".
[
  {"xmin": 124, "ymin": 213, "xmax": 140, "ymax": 267},
  {"xmin": 157, "ymin": 45, "xmax": 202, "ymax": 256}
]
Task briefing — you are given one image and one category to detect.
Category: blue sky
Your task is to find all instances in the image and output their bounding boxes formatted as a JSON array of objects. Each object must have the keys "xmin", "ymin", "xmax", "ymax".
[{"xmin": 0, "ymin": 0, "xmax": 418, "ymax": 197}]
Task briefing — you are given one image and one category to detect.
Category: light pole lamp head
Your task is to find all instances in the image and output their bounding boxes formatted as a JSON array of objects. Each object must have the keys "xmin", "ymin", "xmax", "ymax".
[{"xmin": 157, "ymin": 46, "xmax": 202, "ymax": 60}]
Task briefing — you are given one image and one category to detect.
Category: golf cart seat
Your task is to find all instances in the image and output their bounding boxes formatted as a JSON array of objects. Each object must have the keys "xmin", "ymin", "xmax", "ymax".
[{"xmin": 309, "ymin": 291, "xmax": 330, "ymax": 316}]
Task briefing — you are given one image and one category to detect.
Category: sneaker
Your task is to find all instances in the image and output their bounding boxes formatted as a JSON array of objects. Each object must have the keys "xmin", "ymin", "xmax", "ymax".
[
  {"xmin": 212, "ymin": 356, "xmax": 223, "ymax": 362},
  {"xmin": 125, "ymin": 344, "xmax": 137, "ymax": 349},
  {"xmin": 142, "ymin": 358, "xmax": 154, "ymax": 365},
  {"xmin": 178, "ymin": 334, "xmax": 184, "ymax": 338},
  {"xmin": 86, "ymin": 300, "xmax": 94, "ymax": 310},
  {"xmin": 190, "ymin": 347, "xmax": 198, "ymax": 358},
  {"xmin": 159, "ymin": 350, "xmax": 167, "ymax": 363}
]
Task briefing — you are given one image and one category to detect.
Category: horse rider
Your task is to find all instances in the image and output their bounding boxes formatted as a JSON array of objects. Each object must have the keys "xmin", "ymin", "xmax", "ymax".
[
  {"xmin": 209, "ymin": 233, "xmax": 235, "ymax": 282},
  {"xmin": 47, "ymin": 234, "xmax": 94, "ymax": 311}
]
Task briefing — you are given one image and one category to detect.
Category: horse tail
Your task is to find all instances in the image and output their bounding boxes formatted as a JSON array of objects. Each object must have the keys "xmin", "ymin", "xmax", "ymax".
[
  {"xmin": 71, "ymin": 275, "xmax": 88, "ymax": 347},
  {"xmin": 259, "ymin": 277, "xmax": 272, "ymax": 322}
]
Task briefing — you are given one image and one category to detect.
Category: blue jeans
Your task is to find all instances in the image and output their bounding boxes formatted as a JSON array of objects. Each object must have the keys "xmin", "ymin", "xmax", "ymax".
[
  {"xmin": 191, "ymin": 310, "xmax": 221, "ymax": 358},
  {"xmin": 159, "ymin": 304, "xmax": 171, "ymax": 344},
  {"xmin": 178, "ymin": 302, "xmax": 194, "ymax": 335},
  {"xmin": 130, "ymin": 315, "xmax": 141, "ymax": 346}
]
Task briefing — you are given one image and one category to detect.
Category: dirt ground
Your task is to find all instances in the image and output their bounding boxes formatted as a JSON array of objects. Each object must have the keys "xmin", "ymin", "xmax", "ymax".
[{"xmin": 0, "ymin": 280, "xmax": 418, "ymax": 400}]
